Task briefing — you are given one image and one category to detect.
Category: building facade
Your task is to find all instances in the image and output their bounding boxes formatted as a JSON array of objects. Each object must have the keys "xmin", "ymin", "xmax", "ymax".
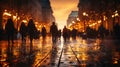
[
  {"xmin": 40, "ymin": 0, "xmax": 55, "ymax": 24},
  {"xmin": 0, "ymin": 0, "xmax": 55, "ymax": 31},
  {"xmin": 78, "ymin": 0, "xmax": 120, "ymax": 31},
  {"xmin": 67, "ymin": 11, "xmax": 78, "ymax": 26}
]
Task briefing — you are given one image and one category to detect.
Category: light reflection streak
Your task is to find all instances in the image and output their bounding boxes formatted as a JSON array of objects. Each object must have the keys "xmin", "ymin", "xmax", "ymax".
[
  {"xmin": 0, "ymin": 37, "xmax": 120, "ymax": 66},
  {"xmin": 60, "ymin": 36, "xmax": 64, "ymax": 50},
  {"xmin": 81, "ymin": 53, "xmax": 88, "ymax": 61},
  {"xmin": 32, "ymin": 36, "xmax": 53, "ymax": 67},
  {"xmin": 113, "ymin": 58, "xmax": 118, "ymax": 64},
  {"xmin": 3, "ymin": 12, "xmax": 12, "ymax": 16}
]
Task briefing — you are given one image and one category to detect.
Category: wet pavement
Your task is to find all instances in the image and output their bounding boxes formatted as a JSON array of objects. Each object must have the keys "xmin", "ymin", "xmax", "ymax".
[{"xmin": 0, "ymin": 36, "xmax": 120, "ymax": 67}]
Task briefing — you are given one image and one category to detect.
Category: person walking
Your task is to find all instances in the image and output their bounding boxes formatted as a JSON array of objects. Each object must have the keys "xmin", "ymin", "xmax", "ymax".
[
  {"xmin": 27, "ymin": 19, "xmax": 37, "ymax": 43},
  {"xmin": 50, "ymin": 22, "xmax": 58, "ymax": 44},
  {"xmin": 20, "ymin": 22, "xmax": 27, "ymax": 43},
  {"xmin": 63, "ymin": 26, "xmax": 68, "ymax": 43},
  {"xmin": 5, "ymin": 18, "xmax": 15, "ymax": 44},
  {"xmin": 71, "ymin": 28, "xmax": 77, "ymax": 40},
  {"xmin": 41, "ymin": 26, "xmax": 47, "ymax": 39}
]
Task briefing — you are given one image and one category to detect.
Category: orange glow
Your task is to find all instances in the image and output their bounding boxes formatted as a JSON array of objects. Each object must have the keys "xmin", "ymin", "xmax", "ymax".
[
  {"xmin": 83, "ymin": 12, "xmax": 88, "ymax": 16},
  {"xmin": 3, "ymin": 12, "xmax": 11, "ymax": 16},
  {"xmin": 50, "ymin": 0, "xmax": 79, "ymax": 29},
  {"xmin": 77, "ymin": 17, "xmax": 80, "ymax": 21},
  {"xmin": 22, "ymin": 20, "xmax": 27, "ymax": 23},
  {"xmin": 13, "ymin": 16, "xmax": 17, "ymax": 20},
  {"xmin": 113, "ymin": 58, "xmax": 119, "ymax": 64},
  {"xmin": 113, "ymin": 60, "xmax": 118, "ymax": 64},
  {"xmin": 98, "ymin": 20, "xmax": 102, "ymax": 23}
]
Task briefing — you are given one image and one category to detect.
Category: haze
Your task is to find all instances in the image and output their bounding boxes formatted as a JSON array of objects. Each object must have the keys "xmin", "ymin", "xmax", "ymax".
[{"xmin": 50, "ymin": 0, "xmax": 79, "ymax": 29}]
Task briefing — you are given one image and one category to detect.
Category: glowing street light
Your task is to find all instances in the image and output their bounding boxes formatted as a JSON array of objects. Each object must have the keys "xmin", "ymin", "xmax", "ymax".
[
  {"xmin": 112, "ymin": 10, "xmax": 119, "ymax": 18},
  {"xmin": 77, "ymin": 17, "xmax": 80, "ymax": 21},
  {"xmin": 3, "ymin": 12, "xmax": 11, "ymax": 16},
  {"xmin": 115, "ymin": 10, "xmax": 118, "ymax": 15},
  {"xmin": 112, "ymin": 10, "xmax": 119, "ymax": 26},
  {"xmin": 98, "ymin": 20, "xmax": 102, "ymax": 24},
  {"xmin": 112, "ymin": 15, "xmax": 115, "ymax": 18},
  {"xmin": 22, "ymin": 20, "xmax": 27, "ymax": 23},
  {"xmin": 13, "ymin": 15, "xmax": 17, "ymax": 20},
  {"xmin": 72, "ymin": 21, "xmax": 75, "ymax": 24},
  {"xmin": 83, "ymin": 12, "xmax": 88, "ymax": 16}
]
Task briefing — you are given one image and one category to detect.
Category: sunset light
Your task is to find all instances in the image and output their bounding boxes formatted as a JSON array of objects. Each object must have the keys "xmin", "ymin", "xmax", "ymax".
[
  {"xmin": 50, "ymin": 0, "xmax": 79, "ymax": 29},
  {"xmin": 0, "ymin": 0, "xmax": 120, "ymax": 67}
]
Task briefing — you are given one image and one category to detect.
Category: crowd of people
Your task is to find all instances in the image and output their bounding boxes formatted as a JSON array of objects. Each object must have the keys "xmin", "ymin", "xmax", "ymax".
[
  {"xmin": 0, "ymin": 18, "xmax": 120, "ymax": 44},
  {"xmin": 1, "ymin": 18, "xmax": 79, "ymax": 44},
  {"xmin": 5, "ymin": 18, "xmax": 39, "ymax": 44}
]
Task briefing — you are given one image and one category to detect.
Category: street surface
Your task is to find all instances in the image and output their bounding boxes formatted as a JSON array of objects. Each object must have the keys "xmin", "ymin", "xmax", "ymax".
[{"xmin": 0, "ymin": 36, "xmax": 120, "ymax": 67}]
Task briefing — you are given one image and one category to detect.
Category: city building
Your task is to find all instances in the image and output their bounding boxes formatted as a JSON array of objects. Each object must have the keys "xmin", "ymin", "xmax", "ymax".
[
  {"xmin": 66, "ymin": 11, "xmax": 83, "ymax": 31},
  {"xmin": 78, "ymin": 0, "xmax": 120, "ymax": 31},
  {"xmin": 40, "ymin": 0, "xmax": 55, "ymax": 24},
  {"xmin": 67, "ymin": 11, "xmax": 78, "ymax": 27},
  {"xmin": 0, "ymin": 0, "xmax": 55, "ymax": 31}
]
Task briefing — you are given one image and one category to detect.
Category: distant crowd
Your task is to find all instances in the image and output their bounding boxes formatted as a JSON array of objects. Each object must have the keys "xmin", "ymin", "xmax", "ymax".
[{"xmin": 0, "ymin": 18, "xmax": 120, "ymax": 44}]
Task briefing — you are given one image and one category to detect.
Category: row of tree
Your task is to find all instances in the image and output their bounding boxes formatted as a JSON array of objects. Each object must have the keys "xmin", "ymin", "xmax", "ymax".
[{"xmin": 78, "ymin": 0, "xmax": 120, "ymax": 31}]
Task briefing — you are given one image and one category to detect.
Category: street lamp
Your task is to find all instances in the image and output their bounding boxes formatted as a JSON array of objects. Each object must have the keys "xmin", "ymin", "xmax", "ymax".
[
  {"xmin": 72, "ymin": 21, "xmax": 75, "ymax": 24},
  {"xmin": 83, "ymin": 12, "xmax": 88, "ymax": 16},
  {"xmin": 77, "ymin": 17, "xmax": 80, "ymax": 21},
  {"xmin": 112, "ymin": 10, "xmax": 119, "ymax": 26}
]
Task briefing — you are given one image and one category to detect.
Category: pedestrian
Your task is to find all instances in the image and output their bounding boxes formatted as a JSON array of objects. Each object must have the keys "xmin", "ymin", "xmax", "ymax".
[
  {"xmin": 20, "ymin": 22, "xmax": 27, "ymax": 43},
  {"xmin": 50, "ymin": 22, "xmax": 58, "ymax": 44},
  {"xmin": 5, "ymin": 18, "xmax": 15, "ymax": 44},
  {"xmin": 67, "ymin": 29, "xmax": 71, "ymax": 41},
  {"xmin": 71, "ymin": 28, "xmax": 77, "ymax": 40},
  {"xmin": 113, "ymin": 23, "xmax": 120, "ymax": 39},
  {"xmin": 58, "ymin": 29, "xmax": 61, "ymax": 38},
  {"xmin": 41, "ymin": 26, "xmax": 47, "ymax": 39},
  {"xmin": 27, "ymin": 19, "xmax": 37, "ymax": 43},
  {"xmin": 63, "ymin": 26, "xmax": 68, "ymax": 43}
]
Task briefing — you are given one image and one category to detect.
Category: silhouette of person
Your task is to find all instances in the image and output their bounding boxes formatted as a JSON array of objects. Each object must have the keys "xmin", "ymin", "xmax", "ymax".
[
  {"xmin": 5, "ymin": 18, "xmax": 15, "ymax": 44},
  {"xmin": 113, "ymin": 23, "xmax": 120, "ymax": 39},
  {"xmin": 58, "ymin": 29, "xmax": 61, "ymax": 38},
  {"xmin": 50, "ymin": 22, "xmax": 58, "ymax": 44},
  {"xmin": 41, "ymin": 26, "xmax": 47, "ymax": 39},
  {"xmin": 63, "ymin": 26, "xmax": 68, "ymax": 43},
  {"xmin": 27, "ymin": 19, "xmax": 37, "ymax": 43},
  {"xmin": 71, "ymin": 28, "xmax": 77, "ymax": 40},
  {"xmin": 20, "ymin": 22, "xmax": 27, "ymax": 43}
]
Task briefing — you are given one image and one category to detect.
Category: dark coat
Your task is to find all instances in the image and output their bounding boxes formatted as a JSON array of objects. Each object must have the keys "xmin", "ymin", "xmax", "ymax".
[
  {"xmin": 20, "ymin": 22, "xmax": 27, "ymax": 37},
  {"xmin": 5, "ymin": 19, "xmax": 15, "ymax": 35},
  {"xmin": 50, "ymin": 23, "xmax": 58, "ymax": 37}
]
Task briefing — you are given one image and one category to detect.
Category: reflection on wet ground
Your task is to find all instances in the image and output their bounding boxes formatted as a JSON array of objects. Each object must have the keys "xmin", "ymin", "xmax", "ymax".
[{"xmin": 0, "ymin": 36, "xmax": 120, "ymax": 67}]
